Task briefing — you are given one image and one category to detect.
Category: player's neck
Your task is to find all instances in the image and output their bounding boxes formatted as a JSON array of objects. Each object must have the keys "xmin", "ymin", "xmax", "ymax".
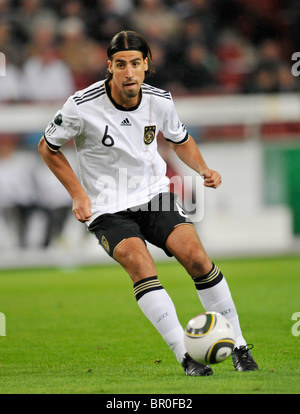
[{"xmin": 107, "ymin": 80, "xmax": 141, "ymax": 110}]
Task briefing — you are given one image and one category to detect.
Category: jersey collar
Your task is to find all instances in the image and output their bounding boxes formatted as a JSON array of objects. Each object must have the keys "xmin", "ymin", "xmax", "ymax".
[{"xmin": 104, "ymin": 79, "xmax": 142, "ymax": 111}]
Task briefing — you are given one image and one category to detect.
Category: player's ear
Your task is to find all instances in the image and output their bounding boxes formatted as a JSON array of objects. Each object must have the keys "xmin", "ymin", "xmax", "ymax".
[
  {"xmin": 107, "ymin": 60, "xmax": 113, "ymax": 74},
  {"xmin": 143, "ymin": 57, "xmax": 148, "ymax": 72}
]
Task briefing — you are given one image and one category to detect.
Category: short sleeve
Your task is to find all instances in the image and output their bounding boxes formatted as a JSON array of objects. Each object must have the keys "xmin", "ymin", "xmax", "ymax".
[
  {"xmin": 161, "ymin": 97, "xmax": 188, "ymax": 145},
  {"xmin": 44, "ymin": 97, "xmax": 81, "ymax": 151}
]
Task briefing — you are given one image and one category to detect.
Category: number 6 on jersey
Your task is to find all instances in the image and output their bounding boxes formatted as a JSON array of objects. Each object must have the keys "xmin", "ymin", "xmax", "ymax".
[{"xmin": 102, "ymin": 125, "xmax": 115, "ymax": 147}]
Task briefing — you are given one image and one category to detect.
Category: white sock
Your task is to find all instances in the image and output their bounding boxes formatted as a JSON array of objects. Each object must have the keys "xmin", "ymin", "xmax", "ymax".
[
  {"xmin": 134, "ymin": 276, "xmax": 186, "ymax": 363},
  {"xmin": 193, "ymin": 264, "xmax": 247, "ymax": 348}
]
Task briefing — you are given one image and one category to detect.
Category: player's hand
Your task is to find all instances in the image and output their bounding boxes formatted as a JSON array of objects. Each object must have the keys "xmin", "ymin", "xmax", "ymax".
[
  {"xmin": 72, "ymin": 194, "xmax": 92, "ymax": 223},
  {"xmin": 201, "ymin": 169, "xmax": 222, "ymax": 189}
]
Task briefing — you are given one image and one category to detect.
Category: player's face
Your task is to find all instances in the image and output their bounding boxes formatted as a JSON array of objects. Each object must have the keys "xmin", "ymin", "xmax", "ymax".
[{"xmin": 108, "ymin": 50, "xmax": 148, "ymax": 107}]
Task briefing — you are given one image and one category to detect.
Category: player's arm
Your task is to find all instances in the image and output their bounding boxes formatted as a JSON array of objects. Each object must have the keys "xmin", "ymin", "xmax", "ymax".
[
  {"xmin": 169, "ymin": 135, "xmax": 222, "ymax": 189},
  {"xmin": 38, "ymin": 136, "xmax": 92, "ymax": 222}
]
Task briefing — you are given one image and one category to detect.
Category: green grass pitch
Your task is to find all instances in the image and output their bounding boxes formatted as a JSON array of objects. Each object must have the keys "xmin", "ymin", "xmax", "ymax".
[{"xmin": 0, "ymin": 255, "xmax": 299, "ymax": 394}]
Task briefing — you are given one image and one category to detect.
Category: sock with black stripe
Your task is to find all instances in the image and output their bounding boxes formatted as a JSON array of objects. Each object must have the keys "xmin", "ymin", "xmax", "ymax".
[
  {"xmin": 193, "ymin": 263, "xmax": 246, "ymax": 348},
  {"xmin": 134, "ymin": 276, "xmax": 186, "ymax": 363}
]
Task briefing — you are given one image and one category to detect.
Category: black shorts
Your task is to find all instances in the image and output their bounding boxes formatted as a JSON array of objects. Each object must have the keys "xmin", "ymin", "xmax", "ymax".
[{"xmin": 88, "ymin": 192, "xmax": 193, "ymax": 258}]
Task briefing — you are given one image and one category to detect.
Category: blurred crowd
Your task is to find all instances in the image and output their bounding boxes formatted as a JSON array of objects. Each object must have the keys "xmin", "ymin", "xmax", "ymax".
[
  {"xmin": 0, "ymin": 135, "xmax": 77, "ymax": 250},
  {"xmin": 1, "ymin": 0, "xmax": 300, "ymax": 251},
  {"xmin": 0, "ymin": 0, "xmax": 300, "ymax": 103}
]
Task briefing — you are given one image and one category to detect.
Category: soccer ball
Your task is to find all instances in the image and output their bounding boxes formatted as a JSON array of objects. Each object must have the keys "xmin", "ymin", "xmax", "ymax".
[{"xmin": 184, "ymin": 312, "xmax": 236, "ymax": 364}]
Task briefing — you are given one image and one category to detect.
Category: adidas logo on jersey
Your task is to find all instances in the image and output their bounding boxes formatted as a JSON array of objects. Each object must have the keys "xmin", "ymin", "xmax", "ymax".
[{"xmin": 120, "ymin": 118, "xmax": 131, "ymax": 126}]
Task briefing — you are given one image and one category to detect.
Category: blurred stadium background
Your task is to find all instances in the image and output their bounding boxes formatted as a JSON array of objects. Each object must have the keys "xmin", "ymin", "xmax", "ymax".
[{"xmin": 1, "ymin": 0, "xmax": 300, "ymax": 269}]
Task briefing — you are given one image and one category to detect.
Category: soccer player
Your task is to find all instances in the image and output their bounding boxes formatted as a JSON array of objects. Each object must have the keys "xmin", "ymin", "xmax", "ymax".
[{"xmin": 38, "ymin": 30, "xmax": 258, "ymax": 375}]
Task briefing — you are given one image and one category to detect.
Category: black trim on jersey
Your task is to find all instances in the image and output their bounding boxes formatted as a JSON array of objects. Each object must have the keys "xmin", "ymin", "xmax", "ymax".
[
  {"xmin": 73, "ymin": 85, "xmax": 105, "ymax": 106},
  {"xmin": 165, "ymin": 131, "xmax": 189, "ymax": 145},
  {"xmin": 142, "ymin": 90, "xmax": 172, "ymax": 100},
  {"xmin": 142, "ymin": 84, "xmax": 172, "ymax": 100},
  {"xmin": 105, "ymin": 79, "xmax": 142, "ymax": 111},
  {"xmin": 44, "ymin": 135, "xmax": 60, "ymax": 152},
  {"xmin": 74, "ymin": 85, "xmax": 103, "ymax": 101}
]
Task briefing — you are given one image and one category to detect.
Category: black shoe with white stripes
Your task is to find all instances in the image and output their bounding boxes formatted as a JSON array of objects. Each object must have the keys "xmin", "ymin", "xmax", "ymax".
[
  {"xmin": 231, "ymin": 345, "xmax": 258, "ymax": 371},
  {"xmin": 182, "ymin": 353, "xmax": 213, "ymax": 376}
]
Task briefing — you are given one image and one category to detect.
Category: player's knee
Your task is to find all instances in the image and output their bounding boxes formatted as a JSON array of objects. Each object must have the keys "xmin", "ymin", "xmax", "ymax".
[
  {"xmin": 182, "ymin": 248, "xmax": 211, "ymax": 277},
  {"xmin": 117, "ymin": 248, "xmax": 144, "ymax": 268},
  {"xmin": 114, "ymin": 242, "xmax": 156, "ymax": 280}
]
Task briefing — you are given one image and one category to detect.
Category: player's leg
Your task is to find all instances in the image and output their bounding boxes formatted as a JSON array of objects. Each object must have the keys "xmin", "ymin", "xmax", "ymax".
[
  {"xmin": 138, "ymin": 192, "xmax": 246, "ymax": 347},
  {"xmin": 166, "ymin": 224, "xmax": 258, "ymax": 371},
  {"xmin": 89, "ymin": 213, "xmax": 212, "ymax": 375},
  {"xmin": 166, "ymin": 224, "xmax": 245, "ymax": 344},
  {"xmin": 113, "ymin": 237, "xmax": 212, "ymax": 375},
  {"xmin": 114, "ymin": 237, "xmax": 186, "ymax": 363},
  {"xmin": 113, "ymin": 236, "xmax": 157, "ymax": 283}
]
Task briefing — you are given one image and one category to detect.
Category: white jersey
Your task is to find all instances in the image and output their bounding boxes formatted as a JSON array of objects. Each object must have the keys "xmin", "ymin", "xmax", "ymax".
[{"xmin": 44, "ymin": 79, "xmax": 188, "ymax": 225}]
